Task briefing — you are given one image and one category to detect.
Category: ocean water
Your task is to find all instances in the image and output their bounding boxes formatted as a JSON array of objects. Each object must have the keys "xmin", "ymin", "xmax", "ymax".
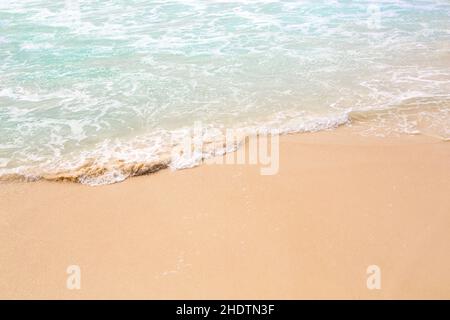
[{"xmin": 0, "ymin": 0, "xmax": 449, "ymax": 185}]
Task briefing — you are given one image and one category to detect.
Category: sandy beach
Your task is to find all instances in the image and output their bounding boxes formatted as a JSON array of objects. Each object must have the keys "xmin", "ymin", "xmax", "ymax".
[{"xmin": 0, "ymin": 126, "xmax": 449, "ymax": 299}]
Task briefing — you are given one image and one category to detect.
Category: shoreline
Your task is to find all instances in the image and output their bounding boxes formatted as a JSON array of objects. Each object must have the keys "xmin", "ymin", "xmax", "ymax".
[
  {"xmin": 1, "ymin": 126, "xmax": 449, "ymax": 299},
  {"xmin": 1, "ymin": 103, "xmax": 449, "ymax": 186}
]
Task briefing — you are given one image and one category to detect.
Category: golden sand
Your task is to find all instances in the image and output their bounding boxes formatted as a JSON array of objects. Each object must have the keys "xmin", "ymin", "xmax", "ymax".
[{"xmin": 0, "ymin": 127, "xmax": 449, "ymax": 299}]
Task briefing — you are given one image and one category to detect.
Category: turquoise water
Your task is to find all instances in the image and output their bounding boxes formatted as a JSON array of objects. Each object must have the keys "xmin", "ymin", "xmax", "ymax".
[{"xmin": 0, "ymin": 0, "xmax": 449, "ymax": 184}]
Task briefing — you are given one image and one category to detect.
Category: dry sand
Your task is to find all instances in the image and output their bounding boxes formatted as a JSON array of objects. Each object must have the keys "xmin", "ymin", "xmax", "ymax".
[{"xmin": 0, "ymin": 127, "xmax": 449, "ymax": 299}]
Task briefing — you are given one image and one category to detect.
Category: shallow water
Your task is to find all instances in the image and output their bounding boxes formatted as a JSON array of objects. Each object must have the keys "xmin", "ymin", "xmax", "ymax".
[{"xmin": 0, "ymin": 0, "xmax": 449, "ymax": 184}]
